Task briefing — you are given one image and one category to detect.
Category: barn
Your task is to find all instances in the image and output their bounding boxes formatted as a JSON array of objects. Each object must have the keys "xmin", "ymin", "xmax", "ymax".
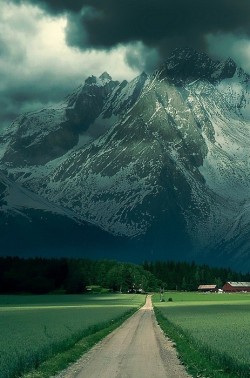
[
  {"xmin": 198, "ymin": 284, "xmax": 217, "ymax": 292},
  {"xmin": 223, "ymin": 282, "xmax": 250, "ymax": 292}
]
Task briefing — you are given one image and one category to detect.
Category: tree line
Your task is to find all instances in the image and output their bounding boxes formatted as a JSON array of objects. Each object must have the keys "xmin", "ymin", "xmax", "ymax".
[
  {"xmin": 143, "ymin": 260, "xmax": 250, "ymax": 291},
  {"xmin": 0, "ymin": 257, "xmax": 158, "ymax": 294},
  {"xmin": 0, "ymin": 257, "xmax": 249, "ymax": 294}
]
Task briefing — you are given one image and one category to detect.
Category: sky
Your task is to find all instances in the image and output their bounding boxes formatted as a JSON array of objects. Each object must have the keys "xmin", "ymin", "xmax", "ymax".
[{"xmin": 1, "ymin": 0, "xmax": 250, "ymax": 130}]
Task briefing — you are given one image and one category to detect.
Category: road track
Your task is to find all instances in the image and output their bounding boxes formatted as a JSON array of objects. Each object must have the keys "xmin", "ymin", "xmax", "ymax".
[{"xmin": 56, "ymin": 296, "xmax": 191, "ymax": 378}]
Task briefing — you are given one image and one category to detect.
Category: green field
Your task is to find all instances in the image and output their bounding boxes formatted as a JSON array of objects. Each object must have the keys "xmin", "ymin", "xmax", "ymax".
[
  {"xmin": 0, "ymin": 294, "xmax": 145, "ymax": 378},
  {"xmin": 154, "ymin": 292, "xmax": 250, "ymax": 378}
]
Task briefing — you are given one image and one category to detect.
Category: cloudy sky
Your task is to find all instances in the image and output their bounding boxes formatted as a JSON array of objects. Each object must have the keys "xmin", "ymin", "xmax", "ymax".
[{"xmin": 1, "ymin": 0, "xmax": 250, "ymax": 130}]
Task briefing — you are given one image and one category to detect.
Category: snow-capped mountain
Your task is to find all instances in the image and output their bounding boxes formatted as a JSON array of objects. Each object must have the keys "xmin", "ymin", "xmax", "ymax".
[{"xmin": 1, "ymin": 48, "xmax": 250, "ymax": 271}]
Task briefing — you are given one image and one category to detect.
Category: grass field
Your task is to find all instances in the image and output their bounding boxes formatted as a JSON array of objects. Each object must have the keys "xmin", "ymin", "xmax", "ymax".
[
  {"xmin": 154, "ymin": 292, "xmax": 250, "ymax": 378},
  {"xmin": 0, "ymin": 294, "xmax": 145, "ymax": 378}
]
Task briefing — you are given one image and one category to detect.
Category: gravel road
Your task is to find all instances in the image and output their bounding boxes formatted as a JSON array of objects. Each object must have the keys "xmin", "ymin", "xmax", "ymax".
[{"xmin": 55, "ymin": 296, "xmax": 191, "ymax": 378}]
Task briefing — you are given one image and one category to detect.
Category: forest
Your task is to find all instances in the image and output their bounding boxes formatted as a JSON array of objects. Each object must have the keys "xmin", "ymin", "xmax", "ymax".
[
  {"xmin": 0, "ymin": 256, "xmax": 249, "ymax": 294},
  {"xmin": 143, "ymin": 260, "xmax": 250, "ymax": 290}
]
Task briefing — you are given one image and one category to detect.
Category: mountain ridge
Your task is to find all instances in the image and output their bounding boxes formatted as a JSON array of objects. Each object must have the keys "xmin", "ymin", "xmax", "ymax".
[{"xmin": 1, "ymin": 48, "xmax": 250, "ymax": 271}]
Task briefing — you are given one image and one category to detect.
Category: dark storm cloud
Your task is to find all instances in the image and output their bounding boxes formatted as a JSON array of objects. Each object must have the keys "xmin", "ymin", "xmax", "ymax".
[
  {"xmin": 0, "ymin": 71, "xmax": 79, "ymax": 129},
  {"xmin": 11, "ymin": 0, "xmax": 83, "ymax": 14},
  {"xmin": 3, "ymin": 0, "xmax": 250, "ymax": 131},
  {"xmin": 14, "ymin": 0, "xmax": 250, "ymax": 67},
  {"xmin": 0, "ymin": 2, "xmax": 138, "ymax": 130}
]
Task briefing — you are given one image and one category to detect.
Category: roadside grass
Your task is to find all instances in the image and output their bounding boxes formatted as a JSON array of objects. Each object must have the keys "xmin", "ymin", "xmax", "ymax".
[
  {"xmin": 21, "ymin": 307, "xmax": 138, "ymax": 378},
  {"xmin": 0, "ymin": 294, "xmax": 145, "ymax": 378},
  {"xmin": 153, "ymin": 292, "xmax": 250, "ymax": 378}
]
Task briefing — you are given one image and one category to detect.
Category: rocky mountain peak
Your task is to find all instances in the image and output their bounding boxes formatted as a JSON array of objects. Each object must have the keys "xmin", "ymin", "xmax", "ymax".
[
  {"xmin": 85, "ymin": 75, "xmax": 98, "ymax": 85},
  {"xmin": 224, "ymin": 57, "xmax": 236, "ymax": 68},
  {"xmin": 99, "ymin": 72, "xmax": 112, "ymax": 82},
  {"xmin": 169, "ymin": 46, "xmax": 206, "ymax": 60},
  {"xmin": 84, "ymin": 72, "xmax": 116, "ymax": 88},
  {"xmin": 211, "ymin": 57, "xmax": 237, "ymax": 80},
  {"xmin": 158, "ymin": 47, "xmax": 237, "ymax": 84}
]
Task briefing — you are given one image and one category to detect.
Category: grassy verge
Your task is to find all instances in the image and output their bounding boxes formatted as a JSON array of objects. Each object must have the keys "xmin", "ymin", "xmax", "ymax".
[
  {"xmin": 154, "ymin": 307, "xmax": 248, "ymax": 378},
  {"xmin": 21, "ymin": 307, "xmax": 139, "ymax": 378}
]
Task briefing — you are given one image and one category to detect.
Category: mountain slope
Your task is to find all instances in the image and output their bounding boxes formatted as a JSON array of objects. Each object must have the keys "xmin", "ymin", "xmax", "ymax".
[{"xmin": 1, "ymin": 48, "xmax": 250, "ymax": 270}]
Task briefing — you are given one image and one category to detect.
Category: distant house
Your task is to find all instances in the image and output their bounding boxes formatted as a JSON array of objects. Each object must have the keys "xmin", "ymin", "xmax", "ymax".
[
  {"xmin": 223, "ymin": 282, "xmax": 250, "ymax": 292},
  {"xmin": 198, "ymin": 284, "xmax": 217, "ymax": 292}
]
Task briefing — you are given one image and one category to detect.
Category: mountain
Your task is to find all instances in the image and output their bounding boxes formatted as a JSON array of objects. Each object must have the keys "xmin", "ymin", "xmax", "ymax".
[{"xmin": 1, "ymin": 47, "xmax": 250, "ymax": 271}]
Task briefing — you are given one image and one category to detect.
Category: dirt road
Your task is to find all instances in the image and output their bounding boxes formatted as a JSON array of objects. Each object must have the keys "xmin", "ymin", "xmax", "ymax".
[{"xmin": 56, "ymin": 296, "xmax": 191, "ymax": 378}]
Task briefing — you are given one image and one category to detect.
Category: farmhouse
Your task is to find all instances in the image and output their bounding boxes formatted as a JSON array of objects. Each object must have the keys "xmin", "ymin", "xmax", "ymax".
[
  {"xmin": 223, "ymin": 282, "xmax": 250, "ymax": 292},
  {"xmin": 198, "ymin": 284, "xmax": 217, "ymax": 292}
]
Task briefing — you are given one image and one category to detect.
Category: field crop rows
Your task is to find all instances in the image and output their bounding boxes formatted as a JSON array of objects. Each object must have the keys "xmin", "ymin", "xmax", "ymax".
[
  {"xmin": 154, "ymin": 292, "xmax": 250, "ymax": 377},
  {"xmin": 0, "ymin": 294, "xmax": 145, "ymax": 378}
]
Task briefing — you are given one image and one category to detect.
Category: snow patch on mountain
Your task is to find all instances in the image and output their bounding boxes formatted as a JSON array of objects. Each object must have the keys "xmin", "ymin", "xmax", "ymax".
[
  {"xmin": 0, "ymin": 171, "xmax": 79, "ymax": 222},
  {"xmin": 216, "ymin": 67, "xmax": 250, "ymax": 119}
]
